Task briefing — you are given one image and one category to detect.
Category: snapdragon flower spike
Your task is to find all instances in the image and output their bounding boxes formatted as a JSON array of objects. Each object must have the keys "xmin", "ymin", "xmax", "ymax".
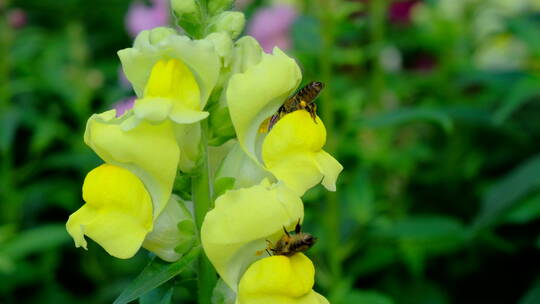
[
  {"xmin": 201, "ymin": 180, "xmax": 304, "ymax": 291},
  {"xmin": 237, "ymin": 254, "xmax": 329, "ymax": 304},
  {"xmin": 66, "ymin": 110, "xmax": 181, "ymax": 260},
  {"xmin": 226, "ymin": 42, "xmax": 343, "ymax": 195}
]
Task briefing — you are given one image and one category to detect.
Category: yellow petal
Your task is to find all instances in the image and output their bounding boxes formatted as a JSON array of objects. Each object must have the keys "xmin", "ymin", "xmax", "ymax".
[
  {"xmin": 237, "ymin": 254, "xmax": 328, "ymax": 304},
  {"xmin": 66, "ymin": 164, "xmax": 153, "ymax": 259},
  {"xmin": 133, "ymin": 58, "xmax": 209, "ymax": 125},
  {"xmin": 227, "ymin": 47, "xmax": 301, "ymax": 164},
  {"xmin": 84, "ymin": 111, "xmax": 179, "ymax": 218},
  {"xmin": 263, "ymin": 110, "xmax": 343, "ymax": 195},
  {"xmin": 201, "ymin": 180, "xmax": 304, "ymax": 290}
]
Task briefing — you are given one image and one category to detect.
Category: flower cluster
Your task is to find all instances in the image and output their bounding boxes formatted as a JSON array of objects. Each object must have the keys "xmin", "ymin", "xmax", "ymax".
[{"xmin": 66, "ymin": 1, "xmax": 342, "ymax": 302}]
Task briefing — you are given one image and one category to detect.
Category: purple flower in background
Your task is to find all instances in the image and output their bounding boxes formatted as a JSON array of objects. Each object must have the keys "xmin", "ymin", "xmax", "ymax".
[
  {"xmin": 247, "ymin": 4, "xmax": 298, "ymax": 53},
  {"xmin": 389, "ymin": 0, "xmax": 419, "ymax": 24},
  {"xmin": 126, "ymin": 0, "xmax": 169, "ymax": 38},
  {"xmin": 114, "ymin": 97, "xmax": 136, "ymax": 117}
]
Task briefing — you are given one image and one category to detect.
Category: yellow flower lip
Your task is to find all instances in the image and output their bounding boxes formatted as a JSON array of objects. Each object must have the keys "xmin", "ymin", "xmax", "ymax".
[
  {"xmin": 134, "ymin": 58, "xmax": 209, "ymax": 125},
  {"xmin": 66, "ymin": 164, "xmax": 153, "ymax": 259},
  {"xmin": 237, "ymin": 253, "xmax": 329, "ymax": 303},
  {"xmin": 144, "ymin": 59, "xmax": 200, "ymax": 104},
  {"xmin": 262, "ymin": 110, "xmax": 343, "ymax": 195},
  {"xmin": 239, "ymin": 254, "xmax": 314, "ymax": 298}
]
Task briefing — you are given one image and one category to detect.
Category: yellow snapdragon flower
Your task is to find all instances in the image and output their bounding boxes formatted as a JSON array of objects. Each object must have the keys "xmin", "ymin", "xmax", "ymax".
[
  {"xmin": 225, "ymin": 43, "xmax": 342, "ymax": 195},
  {"xmin": 118, "ymin": 27, "xmax": 222, "ymax": 171},
  {"xmin": 201, "ymin": 180, "xmax": 303, "ymax": 290},
  {"xmin": 66, "ymin": 110, "xmax": 186, "ymax": 260},
  {"xmin": 118, "ymin": 27, "xmax": 220, "ymax": 125}
]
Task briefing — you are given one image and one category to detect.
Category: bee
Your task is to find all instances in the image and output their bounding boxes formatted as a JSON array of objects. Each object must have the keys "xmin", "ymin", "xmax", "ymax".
[
  {"xmin": 266, "ymin": 220, "xmax": 317, "ymax": 257},
  {"xmin": 266, "ymin": 81, "xmax": 325, "ymax": 131}
]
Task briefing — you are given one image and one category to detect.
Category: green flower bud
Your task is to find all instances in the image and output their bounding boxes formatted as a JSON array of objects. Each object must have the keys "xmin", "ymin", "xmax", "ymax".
[
  {"xmin": 171, "ymin": 0, "xmax": 198, "ymax": 15},
  {"xmin": 208, "ymin": 0, "xmax": 234, "ymax": 16},
  {"xmin": 210, "ymin": 11, "xmax": 245, "ymax": 39},
  {"xmin": 170, "ymin": 0, "xmax": 203, "ymax": 38}
]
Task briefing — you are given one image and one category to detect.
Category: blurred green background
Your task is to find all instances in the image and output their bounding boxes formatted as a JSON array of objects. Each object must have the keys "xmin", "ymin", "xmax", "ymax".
[{"xmin": 1, "ymin": 0, "xmax": 540, "ymax": 303}]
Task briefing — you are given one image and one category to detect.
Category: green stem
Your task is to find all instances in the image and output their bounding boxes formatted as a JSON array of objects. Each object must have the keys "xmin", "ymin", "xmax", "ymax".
[
  {"xmin": 369, "ymin": 0, "xmax": 387, "ymax": 106},
  {"xmin": 316, "ymin": 0, "xmax": 342, "ymax": 292},
  {"xmin": 0, "ymin": 2, "xmax": 12, "ymax": 107},
  {"xmin": 192, "ymin": 119, "xmax": 217, "ymax": 304}
]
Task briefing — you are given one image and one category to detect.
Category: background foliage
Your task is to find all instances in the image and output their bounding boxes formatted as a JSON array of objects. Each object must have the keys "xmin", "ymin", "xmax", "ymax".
[{"xmin": 1, "ymin": 0, "xmax": 540, "ymax": 303}]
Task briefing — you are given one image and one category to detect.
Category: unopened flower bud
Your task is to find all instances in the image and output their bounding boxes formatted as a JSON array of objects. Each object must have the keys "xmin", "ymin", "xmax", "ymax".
[{"xmin": 210, "ymin": 11, "xmax": 245, "ymax": 39}]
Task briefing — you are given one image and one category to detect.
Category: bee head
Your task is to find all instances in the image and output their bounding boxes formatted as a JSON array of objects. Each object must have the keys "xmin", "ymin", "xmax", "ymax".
[
  {"xmin": 311, "ymin": 81, "xmax": 324, "ymax": 91},
  {"xmin": 302, "ymin": 233, "xmax": 317, "ymax": 246}
]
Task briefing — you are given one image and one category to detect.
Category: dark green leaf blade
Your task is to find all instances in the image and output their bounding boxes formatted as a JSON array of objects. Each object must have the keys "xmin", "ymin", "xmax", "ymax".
[
  {"xmin": 113, "ymin": 246, "xmax": 201, "ymax": 304},
  {"xmin": 519, "ymin": 279, "xmax": 540, "ymax": 304},
  {"xmin": 473, "ymin": 154, "xmax": 540, "ymax": 231},
  {"xmin": 362, "ymin": 107, "xmax": 453, "ymax": 133}
]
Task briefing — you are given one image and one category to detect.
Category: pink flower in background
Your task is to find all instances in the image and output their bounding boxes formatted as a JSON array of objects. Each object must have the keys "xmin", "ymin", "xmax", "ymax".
[
  {"xmin": 114, "ymin": 97, "xmax": 136, "ymax": 117},
  {"xmin": 247, "ymin": 4, "xmax": 298, "ymax": 53},
  {"xmin": 389, "ymin": 0, "xmax": 419, "ymax": 24},
  {"xmin": 126, "ymin": 0, "xmax": 169, "ymax": 38},
  {"xmin": 8, "ymin": 8, "xmax": 26, "ymax": 28}
]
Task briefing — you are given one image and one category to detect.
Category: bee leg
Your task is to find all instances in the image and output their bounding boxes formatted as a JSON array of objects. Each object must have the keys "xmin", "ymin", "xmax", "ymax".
[
  {"xmin": 265, "ymin": 240, "xmax": 274, "ymax": 256},
  {"xmin": 267, "ymin": 114, "xmax": 279, "ymax": 131},
  {"xmin": 295, "ymin": 219, "xmax": 302, "ymax": 234},
  {"xmin": 309, "ymin": 103, "xmax": 318, "ymax": 124}
]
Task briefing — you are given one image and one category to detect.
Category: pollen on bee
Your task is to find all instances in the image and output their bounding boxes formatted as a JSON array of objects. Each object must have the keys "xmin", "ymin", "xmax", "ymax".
[{"xmin": 300, "ymin": 100, "xmax": 307, "ymax": 108}]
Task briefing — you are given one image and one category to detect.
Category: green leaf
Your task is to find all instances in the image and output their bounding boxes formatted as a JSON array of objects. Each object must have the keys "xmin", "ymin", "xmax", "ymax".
[
  {"xmin": 0, "ymin": 108, "xmax": 19, "ymax": 153},
  {"xmin": 374, "ymin": 215, "xmax": 467, "ymax": 275},
  {"xmin": 493, "ymin": 76, "xmax": 540, "ymax": 124},
  {"xmin": 378, "ymin": 216, "xmax": 466, "ymax": 242},
  {"xmin": 473, "ymin": 154, "xmax": 540, "ymax": 231},
  {"xmin": 362, "ymin": 107, "xmax": 453, "ymax": 133},
  {"xmin": 519, "ymin": 279, "xmax": 540, "ymax": 304},
  {"xmin": 113, "ymin": 246, "xmax": 201, "ymax": 304},
  {"xmin": 0, "ymin": 224, "xmax": 70, "ymax": 260},
  {"xmin": 344, "ymin": 290, "xmax": 394, "ymax": 304},
  {"xmin": 139, "ymin": 283, "xmax": 174, "ymax": 304},
  {"xmin": 504, "ymin": 193, "xmax": 540, "ymax": 224},
  {"xmin": 292, "ymin": 16, "xmax": 323, "ymax": 56}
]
